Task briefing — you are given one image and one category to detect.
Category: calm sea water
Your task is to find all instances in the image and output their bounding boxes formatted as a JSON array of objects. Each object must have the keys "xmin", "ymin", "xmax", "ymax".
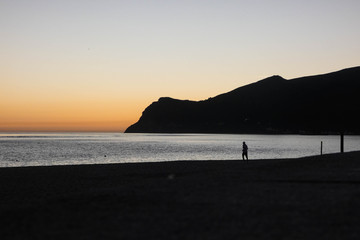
[{"xmin": 0, "ymin": 133, "xmax": 359, "ymax": 168}]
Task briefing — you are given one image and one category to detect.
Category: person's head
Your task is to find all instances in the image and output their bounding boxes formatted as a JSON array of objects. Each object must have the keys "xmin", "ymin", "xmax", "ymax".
[{"xmin": 243, "ymin": 142, "xmax": 246, "ymax": 145}]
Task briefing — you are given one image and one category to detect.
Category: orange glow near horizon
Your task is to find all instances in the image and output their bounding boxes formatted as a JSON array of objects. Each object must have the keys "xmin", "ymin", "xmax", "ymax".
[
  {"xmin": 0, "ymin": 121, "xmax": 132, "ymax": 132},
  {"xmin": 0, "ymin": 96, "xmax": 148, "ymax": 132}
]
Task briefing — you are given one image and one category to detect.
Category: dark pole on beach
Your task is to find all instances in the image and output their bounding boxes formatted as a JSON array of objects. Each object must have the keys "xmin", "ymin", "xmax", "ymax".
[
  {"xmin": 320, "ymin": 141, "xmax": 323, "ymax": 155},
  {"xmin": 340, "ymin": 132, "xmax": 344, "ymax": 153}
]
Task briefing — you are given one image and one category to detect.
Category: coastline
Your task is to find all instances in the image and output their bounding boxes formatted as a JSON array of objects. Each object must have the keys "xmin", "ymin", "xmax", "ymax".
[{"xmin": 1, "ymin": 151, "xmax": 360, "ymax": 239}]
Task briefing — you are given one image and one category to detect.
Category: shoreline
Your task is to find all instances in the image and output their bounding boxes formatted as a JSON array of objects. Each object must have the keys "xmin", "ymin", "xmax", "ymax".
[
  {"xmin": 1, "ymin": 151, "xmax": 360, "ymax": 239},
  {"xmin": 1, "ymin": 150, "xmax": 358, "ymax": 170}
]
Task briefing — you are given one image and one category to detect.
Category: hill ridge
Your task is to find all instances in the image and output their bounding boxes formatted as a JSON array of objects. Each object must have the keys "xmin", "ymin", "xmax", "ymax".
[{"xmin": 125, "ymin": 66, "xmax": 360, "ymax": 134}]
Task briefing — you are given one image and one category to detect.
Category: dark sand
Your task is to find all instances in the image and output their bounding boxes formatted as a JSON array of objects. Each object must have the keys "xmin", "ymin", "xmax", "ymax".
[{"xmin": 1, "ymin": 152, "xmax": 360, "ymax": 239}]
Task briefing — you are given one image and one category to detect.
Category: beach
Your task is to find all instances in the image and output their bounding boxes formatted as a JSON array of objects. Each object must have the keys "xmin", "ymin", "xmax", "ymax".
[{"xmin": 1, "ymin": 151, "xmax": 360, "ymax": 239}]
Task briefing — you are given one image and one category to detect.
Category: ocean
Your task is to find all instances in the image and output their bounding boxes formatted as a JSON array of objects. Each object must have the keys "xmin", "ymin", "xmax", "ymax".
[{"xmin": 0, "ymin": 133, "xmax": 359, "ymax": 168}]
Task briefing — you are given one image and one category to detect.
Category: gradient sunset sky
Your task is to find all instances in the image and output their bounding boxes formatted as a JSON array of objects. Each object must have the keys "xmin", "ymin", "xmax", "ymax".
[{"xmin": 1, "ymin": 0, "xmax": 360, "ymax": 132}]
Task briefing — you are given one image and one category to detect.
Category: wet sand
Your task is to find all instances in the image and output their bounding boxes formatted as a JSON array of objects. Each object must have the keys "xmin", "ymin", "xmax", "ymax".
[{"xmin": 1, "ymin": 151, "xmax": 360, "ymax": 239}]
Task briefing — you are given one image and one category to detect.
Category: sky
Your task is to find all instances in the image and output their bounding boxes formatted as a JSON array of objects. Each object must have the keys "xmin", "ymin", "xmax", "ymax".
[{"xmin": 1, "ymin": 0, "xmax": 360, "ymax": 132}]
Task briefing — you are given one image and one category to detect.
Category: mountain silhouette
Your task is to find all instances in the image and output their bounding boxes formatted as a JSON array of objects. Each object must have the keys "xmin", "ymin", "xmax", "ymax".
[{"xmin": 125, "ymin": 67, "xmax": 360, "ymax": 134}]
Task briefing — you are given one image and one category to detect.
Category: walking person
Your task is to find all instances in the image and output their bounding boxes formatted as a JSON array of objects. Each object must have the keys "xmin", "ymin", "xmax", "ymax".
[{"xmin": 242, "ymin": 141, "xmax": 248, "ymax": 162}]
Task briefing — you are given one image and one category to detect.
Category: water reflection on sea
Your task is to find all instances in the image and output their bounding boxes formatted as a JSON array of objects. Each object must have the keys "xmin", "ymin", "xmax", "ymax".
[{"xmin": 0, "ymin": 133, "xmax": 359, "ymax": 167}]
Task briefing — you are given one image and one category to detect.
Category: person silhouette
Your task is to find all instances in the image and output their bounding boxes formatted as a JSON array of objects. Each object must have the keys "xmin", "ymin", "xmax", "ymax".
[{"xmin": 242, "ymin": 142, "xmax": 248, "ymax": 162}]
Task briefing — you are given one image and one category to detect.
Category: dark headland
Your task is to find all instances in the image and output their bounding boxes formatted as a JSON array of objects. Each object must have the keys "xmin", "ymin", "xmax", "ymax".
[
  {"xmin": 126, "ymin": 66, "xmax": 360, "ymax": 134},
  {"xmin": 1, "ymin": 151, "xmax": 360, "ymax": 239}
]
